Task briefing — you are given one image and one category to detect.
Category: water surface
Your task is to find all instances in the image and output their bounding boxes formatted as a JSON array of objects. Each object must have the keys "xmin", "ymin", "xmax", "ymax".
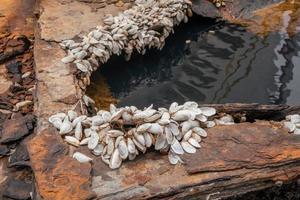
[{"xmin": 87, "ymin": 7, "xmax": 300, "ymax": 109}]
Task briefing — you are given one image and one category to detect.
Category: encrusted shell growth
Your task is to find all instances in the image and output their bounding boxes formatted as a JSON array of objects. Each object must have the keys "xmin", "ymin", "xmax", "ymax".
[{"xmin": 49, "ymin": 101, "xmax": 237, "ymax": 169}]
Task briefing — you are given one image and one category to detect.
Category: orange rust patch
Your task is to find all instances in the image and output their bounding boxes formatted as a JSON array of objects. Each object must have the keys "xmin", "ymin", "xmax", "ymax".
[
  {"xmin": 86, "ymin": 73, "xmax": 118, "ymax": 110},
  {"xmin": 27, "ymin": 129, "xmax": 93, "ymax": 200},
  {"xmin": 224, "ymin": 0, "xmax": 300, "ymax": 37}
]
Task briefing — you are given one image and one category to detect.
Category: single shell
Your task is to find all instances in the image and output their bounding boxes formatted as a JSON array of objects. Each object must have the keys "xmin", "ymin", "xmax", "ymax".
[
  {"xmin": 73, "ymin": 152, "xmax": 92, "ymax": 163},
  {"xmin": 181, "ymin": 120, "xmax": 199, "ymax": 133},
  {"xmin": 171, "ymin": 139, "xmax": 184, "ymax": 155},
  {"xmin": 168, "ymin": 150, "xmax": 184, "ymax": 165},
  {"xmin": 165, "ymin": 126, "xmax": 174, "ymax": 144},
  {"xmin": 133, "ymin": 131, "xmax": 145, "ymax": 146},
  {"xmin": 108, "ymin": 130, "xmax": 124, "ymax": 137},
  {"xmin": 65, "ymin": 136, "xmax": 80, "ymax": 147},
  {"xmin": 147, "ymin": 123, "xmax": 163, "ymax": 134},
  {"xmin": 67, "ymin": 110, "xmax": 77, "ymax": 121},
  {"xmin": 144, "ymin": 113, "xmax": 162, "ymax": 123},
  {"xmin": 51, "ymin": 118, "xmax": 62, "ymax": 129},
  {"xmin": 143, "ymin": 132, "xmax": 153, "ymax": 148},
  {"xmin": 132, "ymin": 138, "xmax": 146, "ymax": 153},
  {"xmin": 49, "ymin": 113, "xmax": 66, "ymax": 123},
  {"xmin": 205, "ymin": 121, "xmax": 216, "ymax": 128},
  {"xmin": 74, "ymin": 122, "xmax": 82, "ymax": 140},
  {"xmin": 181, "ymin": 141, "xmax": 196, "ymax": 154},
  {"xmin": 80, "ymin": 137, "xmax": 90, "ymax": 145},
  {"xmin": 91, "ymin": 116, "xmax": 105, "ymax": 126},
  {"xmin": 294, "ymin": 128, "xmax": 300, "ymax": 135},
  {"xmin": 169, "ymin": 122, "xmax": 179, "ymax": 136},
  {"xmin": 72, "ymin": 115, "xmax": 87, "ymax": 127},
  {"xmin": 188, "ymin": 138, "xmax": 201, "ymax": 148},
  {"xmin": 169, "ymin": 102, "xmax": 183, "ymax": 114},
  {"xmin": 183, "ymin": 101, "xmax": 198, "ymax": 110},
  {"xmin": 61, "ymin": 55, "xmax": 75, "ymax": 63},
  {"xmin": 193, "ymin": 127, "xmax": 208, "ymax": 137},
  {"xmin": 110, "ymin": 109, "xmax": 124, "ymax": 121},
  {"xmin": 88, "ymin": 131, "xmax": 99, "ymax": 150},
  {"xmin": 200, "ymin": 107, "xmax": 216, "ymax": 117},
  {"xmin": 155, "ymin": 133, "xmax": 167, "ymax": 150},
  {"xmin": 59, "ymin": 117, "xmax": 73, "ymax": 135},
  {"xmin": 118, "ymin": 140, "xmax": 129, "ymax": 160},
  {"xmin": 196, "ymin": 114, "xmax": 207, "ymax": 122},
  {"xmin": 290, "ymin": 115, "xmax": 300, "ymax": 124},
  {"xmin": 172, "ymin": 110, "xmax": 194, "ymax": 121},
  {"xmin": 109, "ymin": 149, "xmax": 122, "ymax": 169},
  {"xmin": 93, "ymin": 144, "xmax": 104, "ymax": 156},
  {"xmin": 183, "ymin": 130, "xmax": 193, "ymax": 141},
  {"xmin": 192, "ymin": 133, "xmax": 202, "ymax": 143},
  {"xmin": 127, "ymin": 138, "xmax": 136, "ymax": 154},
  {"xmin": 284, "ymin": 121, "xmax": 296, "ymax": 133},
  {"xmin": 128, "ymin": 153, "xmax": 136, "ymax": 161},
  {"xmin": 137, "ymin": 123, "xmax": 151, "ymax": 133},
  {"xmin": 107, "ymin": 137, "xmax": 115, "ymax": 156}
]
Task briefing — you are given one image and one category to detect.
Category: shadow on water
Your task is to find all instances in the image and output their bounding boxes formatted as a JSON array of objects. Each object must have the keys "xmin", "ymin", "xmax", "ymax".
[{"xmin": 87, "ymin": 13, "xmax": 300, "ymax": 109}]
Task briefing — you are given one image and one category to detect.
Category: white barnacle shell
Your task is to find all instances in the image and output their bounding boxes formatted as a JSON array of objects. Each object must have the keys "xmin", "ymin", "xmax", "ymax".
[
  {"xmin": 137, "ymin": 123, "xmax": 151, "ymax": 133},
  {"xmin": 73, "ymin": 152, "xmax": 92, "ymax": 163},
  {"xmin": 168, "ymin": 122, "xmax": 179, "ymax": 136},
  {"xmin": 80, "ymin": 137, "xmax": 90, "ymax": 145},
  {"xmin": 155, "ymin": 133, "xmax": 167, "ymax": 150},
  {"xmin": 168, "ymin": 150, "xmax": 184, "ymax": 165},
  {"xmin": 183, "ymin": 101, "xmax": 198, "ymax": 110},
  {"xmin": 65, "ymin": 136, "xmax": 80, "ymax": 147},
  {"xmin": 118, "ymin": 140, "xmax": 129, "ymax": 160},
  {"xmin": 91, "ymin": 115, "xmax": 105, "ymax": 126},
  {"xmin": 183, "ymin": 130, "xmax": 193, "ymax": 141},
  {"xmin": 204, "ymin": 121, "xmax": 216, "ymax": 128},
  {"xmin": 132, "ymin": 138, "xmax": 146, "ymax": 153},
  {"xmin": 107, "ymin": 137, "xmax": 115, "ymax": 156},
  {"xmin": 67, "ymin": 110, "xmax": 77, "ymax": 122},
  {"xmin": 147, "ymin": 123, "xmax": 163, "ymax": 134},
  {"xmin": 76, "ymin": 62, "xmax": 89, "ymax": 73},
  {"xmin": 93, "ymin": 144, "xmax": 104, "ymax": 156},
  {"xmin": 196, "ymin": 114, "xmax": 207, "ymax": 122},
  {"xmin": 143, "ymin": 132, "xmax": 153, "ymax": 148},
  {"xmin": 109, "ymin": 149, "xmax": 122, "ymax": 169},
  {"xmin": 181, "ymin": 120, "xmax": 200, "ymax": 134},
  {"xmin": 49, "ymin": 113, "xmax": 66, "ymax": 123},
  {"xmin": 59, "ymin": 117, "xmax": 73, "ymax": 135},
  {"xmin": 181, "ymin": 141, "xmax": 196, "ymax": 154},
  {"xmin": 193, "ymin": 127, "xmax": 207, "ymax": 137},
  {"xmin": 165, "ymin": 126, "xmax": 174, "ymax": 144},
  {"xmin": 169, "ymin": 102, "xmax": 183, "ymax": 114},
  {"xmin": 88, "ymin": 131, "xmax": 100, "ymax": 150},
  {"xmin": 108, "ymin": 130, "xmax": 124, "ymax": 137},
  {"xmin": 290, "ymin": 114, "xmax": 300, "ymax": 124},
  {"xmin": 61, "ymin": 55, "xmax": 75, "ymax": 64},
  {"xmin": 110, "ymin": 108, "xmax": 125, "ymax": 121},
  {"xmin": 127, "ymin": 138, "xmax": 136, "ymax": 154},
  {"xmin": 172, "ymin": 110, "xmax": 194, "ymax": 121},
  {"xmin": 188, "ymin": 138, "xmax": 201, "ymax": 148},
  {"xmin": 284, "ymin": 121, "xmax": 296, "ymax": 133},
  {"xmin": 200, "ymin": 107, "xmax": 216, "ymax": 117},
  {"xmin": 133, "ymin": 131, "xmax": 145, "ymax": 146},
  {"xmin": 171, "ymin": 139, "xmax": 184, "ymax": 155},
  {"xmin": 74, "ymin": 122, "xmax": 83, "ymax": 140},
  {"xmin": 72, "ymin": 115, "xmax": 87, "ymax": 127}
]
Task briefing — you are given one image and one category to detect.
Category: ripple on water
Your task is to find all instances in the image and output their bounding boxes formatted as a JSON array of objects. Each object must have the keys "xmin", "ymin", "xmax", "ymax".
[{"xmin": 87, "ymin": 1, "xmax": 300, "ymax": 109}]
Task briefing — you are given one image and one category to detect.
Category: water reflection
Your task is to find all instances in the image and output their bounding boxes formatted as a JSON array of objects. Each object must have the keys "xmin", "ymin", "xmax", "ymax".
[{"xmin": 87, "ymin": 14, "xmax": 300, "ymax": 109}]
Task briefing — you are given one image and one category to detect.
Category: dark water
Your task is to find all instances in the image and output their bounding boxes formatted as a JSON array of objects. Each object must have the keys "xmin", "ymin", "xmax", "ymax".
[{"xmin": 87, "ymin": 15, "xmax": 300, "ymax": 109}]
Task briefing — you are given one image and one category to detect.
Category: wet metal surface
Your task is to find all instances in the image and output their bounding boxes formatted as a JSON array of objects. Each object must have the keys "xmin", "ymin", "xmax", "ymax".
[{"xmin": 87, "ymin": 1, "xmax": 300, "ymax": 109}]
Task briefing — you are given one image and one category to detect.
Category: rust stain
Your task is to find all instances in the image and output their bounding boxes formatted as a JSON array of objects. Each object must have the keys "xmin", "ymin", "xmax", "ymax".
[
  {"xmin": 27, "ymin": 128, "xmax": 93, "ymax": 200},
  {"xmin": 86, "ymin": 73, "xmax": 118, "ymax": 110},
  {"xmin": 0, "ymin": 0, "xmax": 35, "ymax": 36},
  {"xmin": 224, "ymin": 0, "xmax": 300, "ymax": 37}
]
